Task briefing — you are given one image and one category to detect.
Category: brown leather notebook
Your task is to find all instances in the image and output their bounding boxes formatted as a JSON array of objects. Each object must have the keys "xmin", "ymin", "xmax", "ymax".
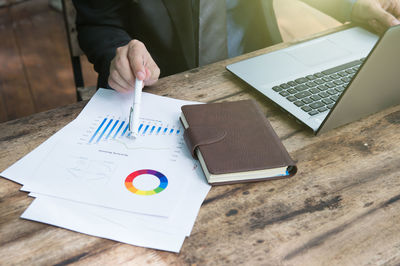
[{"xmin": 180, "ymin": 100, "xmax": 297, "ymax": 185}]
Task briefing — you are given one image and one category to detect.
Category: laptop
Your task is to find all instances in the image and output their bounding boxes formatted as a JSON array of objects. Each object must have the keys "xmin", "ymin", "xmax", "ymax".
[{"xmin": 226, "ymin": 25, "xmax": 400, "ymax": 135}]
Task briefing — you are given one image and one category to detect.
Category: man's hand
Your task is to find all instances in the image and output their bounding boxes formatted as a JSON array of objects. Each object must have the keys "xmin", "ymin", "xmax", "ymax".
[
  {"xmin": 108, "ymin": 40, "xmax": 160, "ymax": 93},
  {"xmin": 352, "ymin": 0, "xmax": 400, "ymax": 33}
]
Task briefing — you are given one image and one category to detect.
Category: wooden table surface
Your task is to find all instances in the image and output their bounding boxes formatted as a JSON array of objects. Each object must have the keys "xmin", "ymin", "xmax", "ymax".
[{"xmin": 1, "ymin": 26, "xmax": 400, "ymax": 265}]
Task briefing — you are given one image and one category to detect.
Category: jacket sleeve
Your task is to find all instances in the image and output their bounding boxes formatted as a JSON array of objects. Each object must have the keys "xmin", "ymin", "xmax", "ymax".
[
  {"xmin": 72, "ymin": 0, "xmax": 133, "ymax": 88},
  {"xmin": 299, "ymin": 0, "xmax": 357, "ymax": 23}
]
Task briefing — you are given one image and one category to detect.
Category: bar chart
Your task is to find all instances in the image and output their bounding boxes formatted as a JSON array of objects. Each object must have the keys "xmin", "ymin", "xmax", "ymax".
[{"xmin": 85, "ymin": 116, "xmax": 182, "ymax": 145}]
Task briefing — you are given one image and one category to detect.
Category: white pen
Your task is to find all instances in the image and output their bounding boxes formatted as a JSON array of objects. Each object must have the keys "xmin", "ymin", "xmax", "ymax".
[{"xmin": 129, "ymin": 78, "xmax": 143, "ymax": 138}]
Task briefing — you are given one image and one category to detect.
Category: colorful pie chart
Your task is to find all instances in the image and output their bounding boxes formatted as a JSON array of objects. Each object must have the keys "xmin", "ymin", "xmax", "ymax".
[{"xmin": 125, "ymin": 169, "xmax": 168, "ymax": 195}]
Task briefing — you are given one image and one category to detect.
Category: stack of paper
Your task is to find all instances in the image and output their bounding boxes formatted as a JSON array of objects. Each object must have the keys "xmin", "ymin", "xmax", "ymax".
[{"xmin": 0, "ymin": 89, "xmax": 210, "ymax": 252}]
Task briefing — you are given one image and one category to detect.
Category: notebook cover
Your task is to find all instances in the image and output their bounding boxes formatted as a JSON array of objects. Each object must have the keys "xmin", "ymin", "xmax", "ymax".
[{"xmin": 181, "ymin": 100, "xmax": 297, "ymax": 178}]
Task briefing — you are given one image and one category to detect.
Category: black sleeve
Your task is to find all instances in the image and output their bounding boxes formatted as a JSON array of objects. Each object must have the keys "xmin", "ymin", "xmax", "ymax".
[{"xmin": 72, "ymin": 0, "xmax": 133, "ymax": 88}]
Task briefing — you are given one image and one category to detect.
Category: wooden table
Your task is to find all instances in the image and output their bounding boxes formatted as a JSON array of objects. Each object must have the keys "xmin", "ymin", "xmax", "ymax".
[{"xmin": 1, "ymin": 26, "xmax": 400, "ymax": 265}]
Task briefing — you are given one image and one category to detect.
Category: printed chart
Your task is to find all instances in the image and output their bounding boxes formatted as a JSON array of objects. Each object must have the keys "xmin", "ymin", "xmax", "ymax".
[
  {"xmin": 66, "ymin": 156, "xmax": 116, "ymax": 185},
  {"xmin": 78, "ymin": 116, "xmax": 182, "ymax": 145},
  {"xmin": 75, "ymin": 115, "xmax": 187, "ymax": 163},
  {"xmin": 125, "ymin": 169, "xmax": 168, "ymax": 196}
]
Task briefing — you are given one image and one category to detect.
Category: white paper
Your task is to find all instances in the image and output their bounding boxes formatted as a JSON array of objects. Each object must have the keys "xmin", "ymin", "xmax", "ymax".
[
  {"xmin": 22, "ymin": 90, "xmax": 200, "ymax": 217},
  {"xmin": 1, "ymin": 89, "xmax": 211, "ymax": 253},
  {"xmin": 21, "ymin": 197, "xmax": 185, "ymax": 253},
  {"xmin": 0, "ymin": 122, "xmax": 75, "ymax": 184},
  {"xmin": 28, "ymin": 158, "xmax": 209, "ymax": 237},
  {"xmin": 23, "ymin": 137, "xmax": 192, "ymax": 217},
  {"xmin": 6, "ymin": 105, "xmax": 209, "ymax": 235}
]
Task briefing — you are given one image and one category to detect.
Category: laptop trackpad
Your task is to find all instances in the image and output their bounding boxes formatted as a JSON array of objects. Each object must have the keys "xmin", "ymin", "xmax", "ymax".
[{"xmin": 284, "ymin": 39, "xmax": 352, "ymax": 67}]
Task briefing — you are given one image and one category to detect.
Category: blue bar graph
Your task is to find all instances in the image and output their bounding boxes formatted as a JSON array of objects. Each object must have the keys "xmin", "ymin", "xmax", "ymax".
[
  {"xmin": 121, "ymin": 123, "xmax": 129, "ymax": 137},
  {"xmin": 113, "ymin": 121, "xmax": 125, "ymax": 139},
  {"xmin": 106, "ymin": 120, "xmax": 119, "ymax": 140},
  {"xmin": 96, "ymin": 119, "xmax": 113, "ymax": 143},
  {"xmin": 87, "ymin": 117, "xmax": 181, "ymax": 144},
  {"xmin": 143, "ymin": 125, "xmax": 150, "ymax": 134},
  {"xmin": 89, "ymin": 118, "xmax": 107, "ymax": 143}
]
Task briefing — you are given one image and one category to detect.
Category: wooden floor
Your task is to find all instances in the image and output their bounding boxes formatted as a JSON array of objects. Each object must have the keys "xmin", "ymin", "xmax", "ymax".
[
  {"xmin": 0, "ymin": 0, "xmax": 97, "ymax": 123},
  {"xmin": 0, "ymin": 0, "xmax": 340, "ymax": 123}
]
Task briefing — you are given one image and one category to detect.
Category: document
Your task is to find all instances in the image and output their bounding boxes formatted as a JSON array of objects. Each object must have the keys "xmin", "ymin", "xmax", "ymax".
[
  {"xmin": 1, "ymin": 122, "xmax": 75, "ymax": 185},
  {"xmin": 0, "ymin": 89, "xmax": 211, "ymax": 252},
  {"xmin": 22, "ymin": 197, "xmax": 186, "ymax": 252},
  {"xmin": 22, "ymin": 90, "xmax": 198, "ymax": 217}
]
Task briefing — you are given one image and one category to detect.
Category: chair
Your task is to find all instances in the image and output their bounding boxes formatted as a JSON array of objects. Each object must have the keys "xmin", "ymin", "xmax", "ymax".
[{"xmin": 61, "ymin": 0, "xmax": 96, "ymax": 101}]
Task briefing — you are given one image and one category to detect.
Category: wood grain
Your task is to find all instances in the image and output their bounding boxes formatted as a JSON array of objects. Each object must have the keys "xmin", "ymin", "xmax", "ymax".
[
  {"xmin": 0, "ymin": 7, "xmax": 36, "ymax": 122},
  {"xmin": 9, "ymin": 0, "xmax": 76, "ymax": 113},
  {"xmin": 1, "ymin": 24, "xmax": 400, "ymax": 265},
  {"xmin": 0, "ymin": 0, "xmax": 99, "ymax": 123},
  {"xmin": 0, "ymin": 91, "xmax": 7, "ymax": 122},
  {"xmin": 0, "ymin": 94, "xmax": 7, "ymax": 123}
]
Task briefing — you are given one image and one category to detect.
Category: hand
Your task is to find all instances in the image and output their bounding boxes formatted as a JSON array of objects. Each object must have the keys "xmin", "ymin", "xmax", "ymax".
[
  {"xmin": 352, "ymin": 0, "xmax": 400, "ymax": 33},
  {"xmin": 108, "ymin": 40, "xmax": 160, "ymax": 93}
]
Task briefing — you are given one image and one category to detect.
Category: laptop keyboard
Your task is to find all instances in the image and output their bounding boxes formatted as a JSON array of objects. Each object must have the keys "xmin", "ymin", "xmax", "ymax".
[{"xmin": 272, "ymin": 58, "xmax": 365, "ymax": 116}]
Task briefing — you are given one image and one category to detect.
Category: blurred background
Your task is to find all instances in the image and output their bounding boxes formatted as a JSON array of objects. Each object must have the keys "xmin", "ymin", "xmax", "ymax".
[{"xmin": 0, "ymin": 0, "xmax": 340, "ymax": 123}]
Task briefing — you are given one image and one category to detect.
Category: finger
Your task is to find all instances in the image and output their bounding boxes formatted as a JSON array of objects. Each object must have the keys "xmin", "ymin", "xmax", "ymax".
[
  {"xmin": 144, "ymin": 68, "xmax": 158, "ymax": 86},
  {"xmin": 127, "ymin": 40, "xmax": 147, "ymax": 81},
  {"xmin": 144, "ymin": 60, "xmax": 160, "ymax": 86},
  {"xmin": 113, "ymin": 46, "xmax": 136, "ymax": 87},
  {"xmin": 390, "ymin": 17, "xmax": 400, "ymax": 25},
  {"xmin": 373, "ymin": 7, "xmax": 400, "ymax": 27},
  {"xmin": 113, "ymin": 68, "xmax": 132, "ymax": 91},
  {"xmin": 108, "ymin": 78, "xmax": 129, "ymax": 93},
  {"xmin": 108, "ymin": 68, "xmax": 130, "ymax": 93},
  {"xmin": 387, "ymin": 1, "xmax": 400, "ymax": 17},
  {"xmin": 369, "ymin": 19, "xmax": 387, "ymax": 34}
]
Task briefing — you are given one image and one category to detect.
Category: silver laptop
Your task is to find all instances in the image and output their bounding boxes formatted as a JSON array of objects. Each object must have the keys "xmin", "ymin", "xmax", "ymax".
[{"xmin": 227, "ymin": 26, "xmax": 400, "ymax": 135}]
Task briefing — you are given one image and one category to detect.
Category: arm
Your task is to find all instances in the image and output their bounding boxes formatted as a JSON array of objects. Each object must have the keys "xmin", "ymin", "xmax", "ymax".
[
  {"xmin": 73, "ymin": 0, "xmax": 132, "ymax": 88},
  {"xmin": 73, "ymin": 0, "xmax": 160, "ymax": 91},
  {"xmin": 300, "ymin": 0, "xmax": 400, "ymax": 33}
]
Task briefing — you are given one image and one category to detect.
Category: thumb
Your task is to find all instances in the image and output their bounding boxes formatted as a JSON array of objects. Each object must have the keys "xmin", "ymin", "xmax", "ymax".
[
  {"xmin": 374, "ymin": 8, "xmax": 400, "ymax": 27},
  {"xmin": 135, "ymin": 69, "xmax": 146, "ymax": 81},
  {"xmin": 132, "ymin": 59, "xmax": 146, "ymax": 81}
]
